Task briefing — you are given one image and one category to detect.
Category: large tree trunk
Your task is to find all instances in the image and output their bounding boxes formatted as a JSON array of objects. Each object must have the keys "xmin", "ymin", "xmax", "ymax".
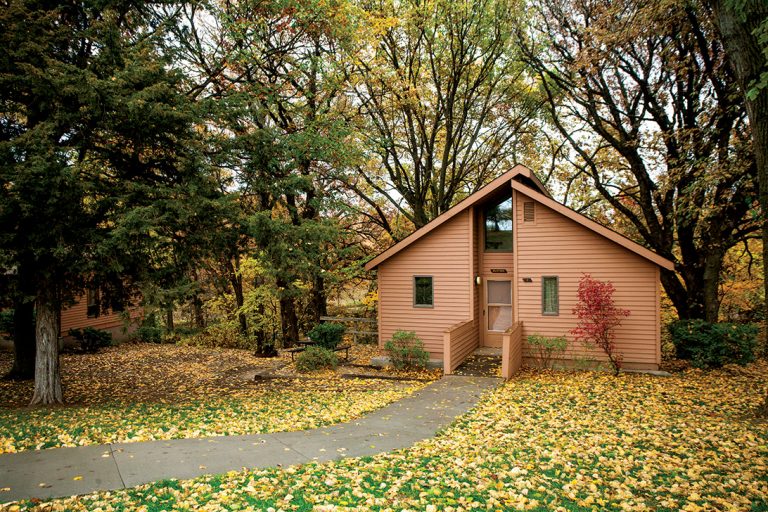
[
  {"xmin": 225, "ymin": 255, "xmax": 248, "ymax": 337},
  {"xmin": 30, "ymin": 293, "xmax": 62, "ymax": 405},
  {"xmin": 165, "ymin": 307, "xmax": 175, "ymax": 333},
  {"xmin": 252, "ymin": 276, "xmax": 276, "ymax": 357},
  {"xmin": 310, "ymin": 274, "xmax": 327, "ymax": 325},
  {"xmin": 702, "ymin": 250, "xmax": 724, "ymax": 323},
  {"xmin": 191, "ymin": 297, "xmax": 205, "ymax": 329},
  {"xmin": 277, "ymin": 278, "xmax": 299, "ymax": 348},
  {"xmin": 6, "ymin": 299, "xmax": 36, "ymax": 380},
  {"xmin": 190, "ymin": 269, "xmax": 206, "ymax": 329},
  {"xmin": 660, "ymin": 248, "xmax": 724, "ymax": 323}
]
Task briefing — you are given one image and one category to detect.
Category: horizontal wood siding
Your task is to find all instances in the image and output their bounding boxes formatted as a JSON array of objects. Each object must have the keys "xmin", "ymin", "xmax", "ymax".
[
  {"xmin": 514, "ymin": 191, "xmax": 660, "ymax": 369},
  {"xmin": 378, "ymin": 210, "xmax": 472, "ymax": 358},
  {"xmin": 444, "ymin": 319, "xmax": 478, "ymax": 373},
  {"xmin": 501, "ymin": 321, "xmax": 523, "ymax": 378},
  {"xmin": 481, "ymin": 252, "xmax": 514, "ymax": 276},
  {"xmin": 61, "ymin": 296, "xmax": 142, "ymax": 339}
]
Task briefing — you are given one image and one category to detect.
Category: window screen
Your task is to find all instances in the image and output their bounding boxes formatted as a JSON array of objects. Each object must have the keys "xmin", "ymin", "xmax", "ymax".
[
  {"xmin": 484, "ymin": 196, "xmax": 513, "ymax": 251},
  {"xmin": 414, "ymin": 276, "xmax": 433, "ymax": 307},
  {"xmin": 542, "ymin": 276, "xmax": 559, "ymax": 315},
  {"xmin": 487, "ymin": 280, "xmax": 511, "ymax": 305}
]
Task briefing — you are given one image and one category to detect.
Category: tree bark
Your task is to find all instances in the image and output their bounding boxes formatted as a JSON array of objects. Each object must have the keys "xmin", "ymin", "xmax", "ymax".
[
  {"xmin": 165, "ymin": 307, "xmax": 175, "ymax": 333},
  {"xmin": 277, "ymin": 277, "xmax": 299, "ymax": 347},
  {"xmin": 310, "ymin": 274, "xmax": 327, "ymax": 325},
  {"xmin": 191, "ymin": 297, "xmax": 205, "ymax": 329},
  {"xmin": 190, "ymin": 268, "xmax": 206, "ymax": 329},
  {"xmin": 6, "ymin": 299, "xmax": 36, "ymax": 380},
  {"xmin": 29, "ymin": 292, "xmax": 63, "ymax": 405},
  {"xmin": 225, "ymin": 254, "xmax": 248, "ymax": 337}
]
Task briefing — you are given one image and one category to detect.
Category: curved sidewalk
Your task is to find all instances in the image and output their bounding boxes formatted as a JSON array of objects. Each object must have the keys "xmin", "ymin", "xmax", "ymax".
[{"xmin": 0, "ymin": 375, "xmax": 500, "ymax": 503}]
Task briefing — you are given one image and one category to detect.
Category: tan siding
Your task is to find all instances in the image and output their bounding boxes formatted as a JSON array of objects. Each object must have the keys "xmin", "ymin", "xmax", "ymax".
[
  {"xmin": 514, "ymin": 190, "xmax": 660, "ymax": 369},
  {"xmin": 378, "ymin": 210, "xmax": 472, "ymax": 358},
  {"xmin": 61, "ymin": 296, "xmax": 142, "ymax": 339},
  {"xmin": 444, "ymin": 319, "xmax": 478, "ymax": 373},
  {"xmin": 481, "ymin": 252, "xmax": 514, "ymax": 275}
]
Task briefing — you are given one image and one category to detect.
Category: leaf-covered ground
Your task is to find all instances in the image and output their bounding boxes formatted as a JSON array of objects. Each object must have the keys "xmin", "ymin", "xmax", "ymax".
[
  {"xmin": 0, "ymin": 344, "xmax": 432, "ymax": 453},
  {"xmin": 8, "ymin": 361, "xmax": 768, "ymax": 511}
]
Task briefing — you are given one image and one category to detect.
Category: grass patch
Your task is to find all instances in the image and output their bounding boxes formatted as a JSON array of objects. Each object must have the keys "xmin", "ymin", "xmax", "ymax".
[
  {"xmin": 9, "ymin": 360, "xmax": 768, "ymax": 510},
  {"xmin": 0, "ymin": 344, "xmax": 428, "ymax": 453}
]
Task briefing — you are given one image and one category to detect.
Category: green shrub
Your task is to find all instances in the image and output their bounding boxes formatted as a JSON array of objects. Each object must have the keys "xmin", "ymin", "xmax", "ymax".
[
  {"xmin": 668, "ymin": 320, "xmax": 758, "ymax": 368},
  {"xmin": 384, "ymin": 330, "xmax": 430, "ymax": 370},
  {"xmin": 0, "ymin": 309, "xmax": 13, "ymax": 338},
  {"xmin": 307, "ymin": 322, "xmax": 346, "ymax": 350},
  {"xmin": 527, "ymin": 334, "xmax": 568, "ymax": 369},
  {"xmin": 295, "ymin": 346, "xmax": 338, "ymax": 372},
  {"xmin": 136, "ymin": 324, "xmax": 163, "ymax": 344},
  {"xmin": 69, "ymin": 327, "xmax": 113, "ymax": 353},
  {"xmin": 181, "ymin": 322, "xmax": 252, "ymax": 350}
]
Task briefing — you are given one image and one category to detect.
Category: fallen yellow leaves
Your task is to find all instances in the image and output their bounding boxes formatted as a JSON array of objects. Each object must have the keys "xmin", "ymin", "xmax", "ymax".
[
  {"xmin": 8, "ymin": 360, "xmax": 767, "ymax": 511},
  {"xmin": 0, "ymin": 344, "xmax": 429, "ymax": 453}
]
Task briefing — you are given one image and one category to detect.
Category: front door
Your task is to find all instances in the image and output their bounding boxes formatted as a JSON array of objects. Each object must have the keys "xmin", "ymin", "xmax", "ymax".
[{"xmin": 482, "ymin": 278, "xmax": 513, "ymax": 347}]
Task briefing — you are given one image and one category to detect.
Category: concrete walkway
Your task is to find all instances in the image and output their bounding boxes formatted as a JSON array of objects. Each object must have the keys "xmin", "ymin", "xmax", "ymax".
[{"xmin": 0, "ymin": 375, "xmax": 500, "ymax": 503}]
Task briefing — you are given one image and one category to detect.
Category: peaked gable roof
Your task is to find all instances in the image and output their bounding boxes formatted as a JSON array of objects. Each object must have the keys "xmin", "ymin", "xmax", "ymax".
[
  {"xmin": 364, "ymin": 165, "xmax": 675, "ymax": 271},
  {"xmin": 365, "ymin": 165, "xmax": 543, "ymax": 270}
]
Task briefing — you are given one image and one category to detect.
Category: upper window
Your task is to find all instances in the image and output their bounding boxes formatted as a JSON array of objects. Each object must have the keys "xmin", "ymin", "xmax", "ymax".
[
  {"xmin": 413, "ymin": 276, "xmax": 434, "ymax": 307},
  {"xmin": 484, "ymin": 196, "xmax": 513, "ymax": 252},
  {"xmin": 542, "ymin": 276, "xmax": 559, "ymax": 315}
]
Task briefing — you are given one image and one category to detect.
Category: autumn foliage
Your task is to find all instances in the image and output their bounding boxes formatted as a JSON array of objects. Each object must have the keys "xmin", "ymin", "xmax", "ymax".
[{"xmin": 571, "ymin": 274, "xmax": 630, "ymax": 375}]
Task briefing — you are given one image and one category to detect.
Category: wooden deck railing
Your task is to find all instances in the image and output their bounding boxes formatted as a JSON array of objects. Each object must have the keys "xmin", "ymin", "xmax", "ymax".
[
  {"xmin": 501, "ymin": 321, "xmax": 523, "ymax": 379},
  {"xmin": 443, "ymin": 319, "xmax": 477, "ymax": 375}
]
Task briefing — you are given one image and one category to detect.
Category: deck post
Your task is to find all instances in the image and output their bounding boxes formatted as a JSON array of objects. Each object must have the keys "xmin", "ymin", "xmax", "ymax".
[
  {"xmin": 501, "ymin": 322, "xmax": 523, "ymax": 379},
  {"xmin": 443, "ymin": 330, "xmax": 453, "ymax": 375}
]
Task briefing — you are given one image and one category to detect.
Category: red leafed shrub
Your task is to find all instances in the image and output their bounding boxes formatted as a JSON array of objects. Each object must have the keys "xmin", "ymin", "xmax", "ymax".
[{"xmin": 570, "ymin": 274, "xmax": 630, "ymax": 375}]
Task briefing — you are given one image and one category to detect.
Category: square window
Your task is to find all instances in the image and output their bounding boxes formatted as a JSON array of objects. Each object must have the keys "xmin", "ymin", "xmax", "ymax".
[
  {"xmin": 414, "ymin": 276, "xmax": 433, "ymax": 307},
  {"xmin": 542, "ymin": 276, "xmax": 559, "ymax": 315}
]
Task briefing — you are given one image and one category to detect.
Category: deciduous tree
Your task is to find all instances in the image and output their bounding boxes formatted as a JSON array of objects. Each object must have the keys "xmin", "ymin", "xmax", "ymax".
[
  {"xmin": 706, "ymin": 0, "xmax": 768, "ymax": 352},
  {"xmin": 571, "ymin": 274, "xmax": 630, "ymax": 376},
  {"xmin": 349, "ymin": 0, "xmax": 544, "ymax": 230},
  {"xmin": 520, "ymin": 0, "xmax": 758, "ymax": 322}
]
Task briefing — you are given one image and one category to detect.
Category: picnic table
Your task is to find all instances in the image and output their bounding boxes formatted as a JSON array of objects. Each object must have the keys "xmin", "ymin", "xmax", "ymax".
[
  {"xmin": 319, "ymin": 316, "xmax": 378, "ymax": 344},
  {"xmin": 285, "ymin": 339, "xmax": 352, "ymax": 361}
]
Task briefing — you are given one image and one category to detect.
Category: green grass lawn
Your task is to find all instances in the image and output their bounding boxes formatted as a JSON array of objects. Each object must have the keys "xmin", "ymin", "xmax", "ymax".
[
  {"xmin": 9, "ymin": 360, "xmax": 767, "ymax": 511},
  {"xmin": 0, "ymin": 343, "xmax": 429, "ymax": 453}
]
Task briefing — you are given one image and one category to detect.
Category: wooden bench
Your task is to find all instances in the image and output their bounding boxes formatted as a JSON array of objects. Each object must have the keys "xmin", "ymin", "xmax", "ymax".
[{"xmin": 286, "ymin": 343, "xmax": 352, "ymax": 361}]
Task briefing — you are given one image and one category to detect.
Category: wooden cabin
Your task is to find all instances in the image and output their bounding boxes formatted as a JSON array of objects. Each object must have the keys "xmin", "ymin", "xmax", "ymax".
[
  {"xmin": 365, "ymin": 165, "xmax": 674, "ymax": 375},
  {"xmin": 60, "ymin": 290, "xmax": 141, "ymax": 343}
]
